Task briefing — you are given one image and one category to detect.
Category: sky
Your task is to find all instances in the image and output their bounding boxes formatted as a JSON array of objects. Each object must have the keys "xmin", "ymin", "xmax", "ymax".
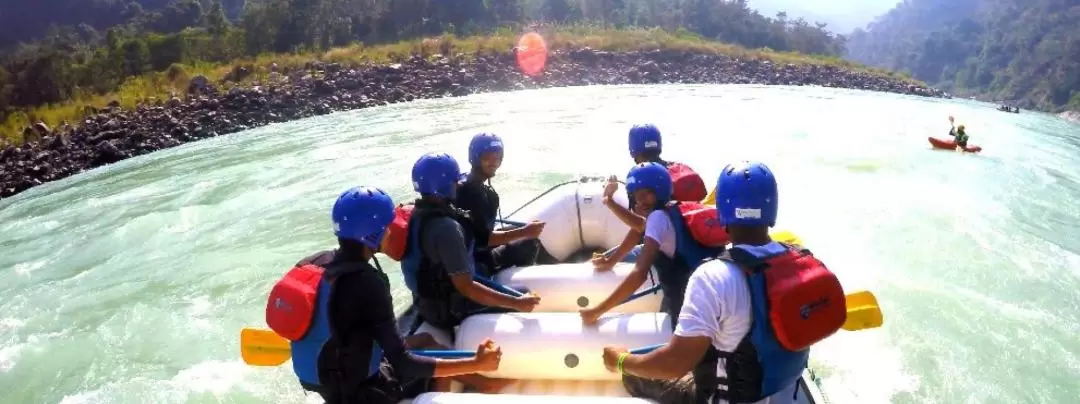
[{"xmin": 748, "ymin": 0, "xmax": 902, "ymax": 32}]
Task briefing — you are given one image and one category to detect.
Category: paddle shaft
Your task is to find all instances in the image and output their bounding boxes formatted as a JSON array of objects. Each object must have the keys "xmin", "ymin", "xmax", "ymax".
[
  {"xmin": 630, "ymin": 343, "xmax": 663, "ymax": 355},
  {"xmin": 410, "ymin": 349, "xmax": 477, "ymax": 359},
  {"xmin": 240, "ymin": 288, "xmax": 880, "ymax": 367},
  {"xmin": 496, "ymin": 218, "xmax": 527, "ymax": 227},
  {"xmin": 621, "ymin": 284, "xmax": 662, "ymax": 305},
  {"xmin": 473, "ymin": 276, "xmax": 525, "ymax": 297}
]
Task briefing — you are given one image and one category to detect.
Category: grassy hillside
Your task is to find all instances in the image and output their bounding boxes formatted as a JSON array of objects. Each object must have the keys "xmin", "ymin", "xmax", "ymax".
[{"xmin": 0, "ymin": 25, "xmax": 921, "ymax": 143}]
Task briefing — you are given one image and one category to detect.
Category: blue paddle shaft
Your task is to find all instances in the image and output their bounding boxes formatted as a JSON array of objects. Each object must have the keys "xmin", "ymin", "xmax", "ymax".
[
  {"xmin": 496, "ymin": 218, "xmax": 527, "ymax": 227},
  {"xmin": 410, "ymin": 349, "xmax": 476, "ymax": 359},
  {"xmin": 411, "ymin": 344, "xmax": 663, "ymax": 359},
  {"xmin": 621, "ymin": 284, "xmax": 662, "ymax": 305},
  {"xmin": 473, "ymin": 276, "xmax": 525, "ymax": 297},
  {"xmin": 630, "ymin": 343, "xmax": 664, "ymax": 355}
]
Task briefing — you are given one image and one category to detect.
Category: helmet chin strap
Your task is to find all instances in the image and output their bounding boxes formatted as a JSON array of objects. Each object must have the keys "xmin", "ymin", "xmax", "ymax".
[
  {"xmin": 487, "ymin": 178, "xmax": 506, "ymax": 226},
  {"xmin": 372, "ymin": 255, "xmax": 384, "ymax": 272}
]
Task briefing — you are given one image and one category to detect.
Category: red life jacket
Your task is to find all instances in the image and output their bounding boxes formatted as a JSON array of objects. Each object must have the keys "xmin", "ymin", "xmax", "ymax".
[
  {"xmin": 674, "ymin": 201, "xmax": 730, "ymax": 248},
  {"xmin": 265, "ymin": 264, "xmax": 327, "ymax": 341},
  {"xmin": 734, "ymin": 243, "xmax": 847, "ymax": 351},
  {"xmin": 667, "ymin": 162, "xmax": 707, "ymax": 202},
  {"xmin": 380, "ymin": 204, "xmax": 415, "ymax": 262}
]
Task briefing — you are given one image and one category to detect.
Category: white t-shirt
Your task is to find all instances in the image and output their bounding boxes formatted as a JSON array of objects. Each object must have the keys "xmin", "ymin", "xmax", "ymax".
[
  {"xmin": 674, "ymin": 243, "xmax": 799, "ymax": 404},
  {"xmin": 643, "ymin": 210, "xmax": 677, "ymax": 258}
]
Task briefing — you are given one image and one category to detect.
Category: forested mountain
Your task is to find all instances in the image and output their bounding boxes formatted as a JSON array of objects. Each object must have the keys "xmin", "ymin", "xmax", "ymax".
[
  {"xmin": 748, "ymin": 0, "xmax": 898, "ymax": 33},
  {"xmin": 846, "ymin": 0, "xmax": 1080, "ymax": 111},
  {"xmin": 0, "ymin": 0, "xmax": 847, "ymax": 121},
  {"xmin": 0, "ymin": 0, "xmax": 248, "ymax": 47}
]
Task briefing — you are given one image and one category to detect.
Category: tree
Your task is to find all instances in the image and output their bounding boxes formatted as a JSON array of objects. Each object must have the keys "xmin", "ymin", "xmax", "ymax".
[
  {"xmin": 541, "ymin": 0, "xmax": 572, "ymax": 22},
  {"xmin": 120, "ymin": 38, "xmax": 151, "ymax": 77},
  {"xmin": 206, "ymin": 0, "xmax": 231, "ymax": 36}
]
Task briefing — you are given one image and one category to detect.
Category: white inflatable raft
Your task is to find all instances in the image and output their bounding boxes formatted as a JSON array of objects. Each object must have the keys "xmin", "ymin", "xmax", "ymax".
[{"xmin": 397, "ymin": 176, "xmax": 826, "ymax": 404}]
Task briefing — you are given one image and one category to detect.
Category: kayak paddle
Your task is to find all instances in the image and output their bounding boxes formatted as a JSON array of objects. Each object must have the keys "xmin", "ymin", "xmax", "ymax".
[
  {"xmin": 240, "ymin": 328, "xmax": 480, "ymax": 367},
  {"xmin": 240, "ymin": 328, "xmax": 668, "ymax": 368},
  {"xmin": 240, "ymin": 289, "xmax": 882, "ymax": 367},
  {"xmin": 842, "ymin": 290, "xmax": 883, "ymax": 331},
  {"xmin": 473, "ymin": 275, "xmax": 525, "ymax": 297}
]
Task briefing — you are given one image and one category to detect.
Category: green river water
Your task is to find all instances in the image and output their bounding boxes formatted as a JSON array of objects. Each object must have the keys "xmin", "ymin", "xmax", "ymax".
[{"xmin": 1, "ymin": 84, "xmax": 1078, "ymax": 404}]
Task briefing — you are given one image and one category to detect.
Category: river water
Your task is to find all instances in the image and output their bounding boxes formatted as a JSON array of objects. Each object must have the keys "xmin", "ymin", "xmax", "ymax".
[{"xmin": 1, "ymin": 85, "xmax": 1078, "ymax": 404}]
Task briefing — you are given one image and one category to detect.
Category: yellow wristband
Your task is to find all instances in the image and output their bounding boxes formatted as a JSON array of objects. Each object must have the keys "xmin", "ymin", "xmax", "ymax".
[{"xmin": 616, "ymin": 352, "xmax": 630, "ymax": 375}]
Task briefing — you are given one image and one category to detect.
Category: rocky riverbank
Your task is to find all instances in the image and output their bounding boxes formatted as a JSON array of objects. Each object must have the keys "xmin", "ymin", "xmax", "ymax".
[{"xmin": 0, "ymin": 48, "xmax": 948, "ymax": 199}]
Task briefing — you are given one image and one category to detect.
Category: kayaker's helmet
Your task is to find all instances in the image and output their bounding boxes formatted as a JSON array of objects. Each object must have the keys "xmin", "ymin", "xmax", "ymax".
[
  {"xmin": 412, "ymin": 152, "xmax": 463, "ymax": 199},
  {"xmin": 957, "ymin": 124, "xmax": 966, "ymax": 132},
  {"xmin": 626, "ymin": 162, "xmax": 673, "ymax": 205},
  {"xmin": 468, "ymin": 132, "xmax": 504, "ymax": 166},
  {"xmin": 332, "ymin": 186, "xmax": 396, "ymax": 250},
  {"xmin": 628, "ymin": 123, "xmax": 662, "ymax": 158},
  {"xmin": 716, "ymin": 161, "xmax": 778, "ymax": 227}
]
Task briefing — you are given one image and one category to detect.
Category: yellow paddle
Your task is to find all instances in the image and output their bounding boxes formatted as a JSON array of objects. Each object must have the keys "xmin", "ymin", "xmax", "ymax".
[
  {"xmin": 843, "ymin": 290, "xmax": 884, "ymax": 331},
  {"xmin": 240, "ymin": 288, "xmax": 883, "ymax": 367},
  {"xmin": 239, "ymin": 328, "xmax": 483, "ymax": 367},
  {"xmin": 702, "ymin": 186, "xmax": 718, "ymax": 206},
  {"xmin": 240, "ymin": 327, "xmax": 292, "ymax": 367},
  {"xmin": 770, "ymin": 230, "xmax": 802, "ymax": 246},
  {"xmin": 699, "ymin": 185, "xmax": 717, "ymax": 205}
]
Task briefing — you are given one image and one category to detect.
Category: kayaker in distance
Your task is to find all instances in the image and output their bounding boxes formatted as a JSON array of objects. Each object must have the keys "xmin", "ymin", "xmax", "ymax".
[
  {"xmin": 949, "ymin": 115, "xmax": 971, "ymax": 151},
  {"xmin": 602, "ymin": 161, "xmax": 847, "ymax": 404},
  {"xmin": 263, "ymin": 186, "xmax": 503, "ymax": 403},
  {"xmin": 592, "ymin": 123, "xmax": 709, "ymax": 269},
  {"xmin": 455, "ymin": 132, "xmax": 545, "ymax": 278}
]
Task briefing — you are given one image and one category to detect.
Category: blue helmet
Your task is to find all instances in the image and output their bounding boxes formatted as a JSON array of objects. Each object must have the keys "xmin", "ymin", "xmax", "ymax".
[
  {"xmin": 626, "ymin": 162, "xmax": 673, "ymax": 203},
  {"xmin": 412, "ymin": 152, "xmax": 462, "ymax": 198},
  {"xmin": 332, "ymin": 186, "xmax": 396, "ymax": 249},
  {"xmin": 628, "ymin": 123, "xmax": 662, "ymax": 157},
  {"xmin": 468, "ymin": 133, "xmax": 504, "ymax": 166},
  {"xmin": 715, "ymin": 161, "xmax": 778, "ymax": 227}
]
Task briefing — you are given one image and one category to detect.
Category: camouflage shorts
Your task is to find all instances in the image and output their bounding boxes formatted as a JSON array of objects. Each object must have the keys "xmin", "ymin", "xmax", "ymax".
[{"xmin": 622, "ymin": 373, "xmax": 699, "ymax": 404}]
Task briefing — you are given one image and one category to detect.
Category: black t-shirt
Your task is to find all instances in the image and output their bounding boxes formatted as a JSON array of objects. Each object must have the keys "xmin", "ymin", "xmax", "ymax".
[
  {"xmin": 455, "ymin": 179, "xmax": 500, "ymax": 250},
  {"xmin": 297, "ymin": 250, "xmax": 436, "ymax": 386}
]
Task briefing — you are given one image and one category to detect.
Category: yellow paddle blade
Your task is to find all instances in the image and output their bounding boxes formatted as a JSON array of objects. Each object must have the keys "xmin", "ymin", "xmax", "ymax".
[
  {"xmin": 769, "ymin": 230, "xmax": 803, "ymax": 246},
  {"xmin": 842, "ymin": 290, "xmax": 883, "ymax": 331},
  {"xmin": 702, "ymin": 186, "xmax": 717, "ymax": 206},
  {"xmin": 240, "ymin": 327, "xmax": 292, "ymax": 366}
]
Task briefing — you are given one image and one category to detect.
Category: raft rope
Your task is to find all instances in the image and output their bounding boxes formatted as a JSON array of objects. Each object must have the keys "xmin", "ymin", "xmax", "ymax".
[
  {"xmin": 572, "ymin": 181, "xmax": 586, "ymax": 249},
  {"xmin": 504, "ymin": 175, "xmax": 624, "ymax": 219}
]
